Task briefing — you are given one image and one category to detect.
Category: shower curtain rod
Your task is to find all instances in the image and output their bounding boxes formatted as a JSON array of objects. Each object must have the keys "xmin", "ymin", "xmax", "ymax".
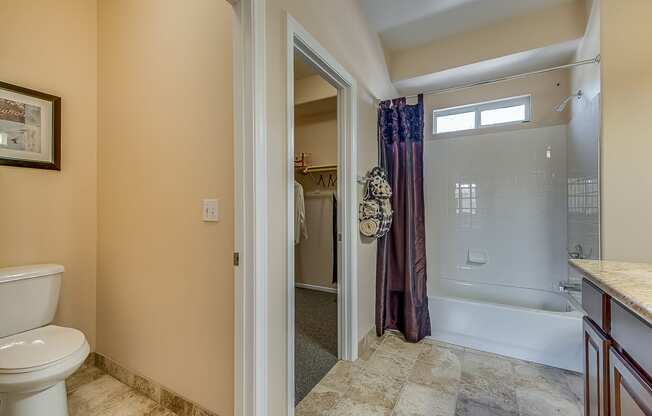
[{"xmin": 383, "ymin": 55, "xmax": 601, "ymax": 103}]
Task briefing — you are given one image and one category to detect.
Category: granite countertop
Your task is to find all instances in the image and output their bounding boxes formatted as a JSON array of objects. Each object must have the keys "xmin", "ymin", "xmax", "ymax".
[{"xmin": 570, "ymin": 259, "xmax": 652, "ymax": 325}]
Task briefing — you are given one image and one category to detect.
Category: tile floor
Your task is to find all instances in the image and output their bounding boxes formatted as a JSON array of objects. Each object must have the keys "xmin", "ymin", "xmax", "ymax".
[
  {"xmin": 64, "ymin": 333, "xmax": 583, "ymax": 416},
  {"xmin": 66, "ymin": 361, "xmax": 175, "ymax": 416},
  {"xmin": 296, "ymin": 333, "xmax": 584, "ymax": 416}
]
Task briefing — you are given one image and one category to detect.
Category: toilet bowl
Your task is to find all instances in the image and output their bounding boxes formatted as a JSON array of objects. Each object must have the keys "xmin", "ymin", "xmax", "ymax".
[{"xmin": 0, "ymin": 265, "xmax": 89, "ymax": 416}]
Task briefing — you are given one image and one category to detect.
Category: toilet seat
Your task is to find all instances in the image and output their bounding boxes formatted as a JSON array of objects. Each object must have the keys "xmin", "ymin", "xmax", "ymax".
[{"xmin": 0, "ymin": 325, "xmax": 86, "ymax": 374}]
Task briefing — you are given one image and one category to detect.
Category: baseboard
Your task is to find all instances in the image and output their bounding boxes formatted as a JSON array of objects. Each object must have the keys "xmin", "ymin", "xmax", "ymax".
[
  {"xmin": 295, "ymin": 282, "xmax": 337, "ymax": 294},
  {"xmin": 357, "ymin": 326, "xmax": 382, "ymax": 361},
  {"xmin": 91, "ymin": 352, "xmax": 218, "ymax": 416}
]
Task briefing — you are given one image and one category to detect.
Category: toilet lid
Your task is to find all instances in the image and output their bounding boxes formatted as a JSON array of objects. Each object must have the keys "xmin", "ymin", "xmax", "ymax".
[{"xmin": 0, "ymin": 325, "xmax": 86, "ymax": 372}]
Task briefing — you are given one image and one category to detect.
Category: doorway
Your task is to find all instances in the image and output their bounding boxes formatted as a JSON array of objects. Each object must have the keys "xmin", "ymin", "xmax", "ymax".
[
  {"xmin": 292, "ymin": 50, "xmax": 339, "ymax": 404},
  {"xmin": 286, "ymin": 15, "xmax": 359, "ymax": 413}
]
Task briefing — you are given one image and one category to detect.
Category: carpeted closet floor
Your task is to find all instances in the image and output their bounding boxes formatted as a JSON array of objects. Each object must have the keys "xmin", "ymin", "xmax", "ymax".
[{"xmin": 295, "ymin": 287, "xmax": 338, "ymax": 405}]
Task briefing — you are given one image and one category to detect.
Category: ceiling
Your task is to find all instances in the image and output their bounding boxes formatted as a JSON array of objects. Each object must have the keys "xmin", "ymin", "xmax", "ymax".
[
  {"xmin": 393, "ymin": 39, "xmax": 579, "ymax": 95},
  {"xmin": 359, "ymin": 0, "xmax": 576, "ymax": 51}
]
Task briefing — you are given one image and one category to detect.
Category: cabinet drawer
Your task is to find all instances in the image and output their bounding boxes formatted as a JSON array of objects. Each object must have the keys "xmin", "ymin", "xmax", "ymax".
[
  {"xmin": 611, "ymin": 300, "xmax": 652, "ymax": 378},
  {"xmin": 583, "ymin": 278, "xmax": 610, "ymax": 331}
]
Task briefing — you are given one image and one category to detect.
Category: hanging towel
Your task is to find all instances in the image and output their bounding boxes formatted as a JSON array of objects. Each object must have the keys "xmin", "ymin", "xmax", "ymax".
[{"xmin": 294, "ymin": 181, "xmax": 308, "ymax": 244}]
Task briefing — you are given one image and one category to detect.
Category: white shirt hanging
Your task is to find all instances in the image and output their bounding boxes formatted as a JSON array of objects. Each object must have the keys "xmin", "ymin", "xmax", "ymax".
[{"xmin": 294, "ymin": 180, "xmax": 308, "ymax": 244}]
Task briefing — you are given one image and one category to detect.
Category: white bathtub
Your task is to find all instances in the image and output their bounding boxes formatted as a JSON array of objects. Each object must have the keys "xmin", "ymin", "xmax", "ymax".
[{"xmin": 428, "ymin": 279, "xmax": 585, "ymax": 372}]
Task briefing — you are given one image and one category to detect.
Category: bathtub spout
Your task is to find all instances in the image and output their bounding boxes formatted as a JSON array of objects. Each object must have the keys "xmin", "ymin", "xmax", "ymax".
[{"xmin": 559, "ymin": 281, "xmax": 581, "ymax": 293}]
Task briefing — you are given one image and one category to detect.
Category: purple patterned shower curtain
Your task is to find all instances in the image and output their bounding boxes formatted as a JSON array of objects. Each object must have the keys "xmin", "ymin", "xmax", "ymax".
[{"xmin": 376, "ymin": 94, "xmax": 431, "ymax": 343}]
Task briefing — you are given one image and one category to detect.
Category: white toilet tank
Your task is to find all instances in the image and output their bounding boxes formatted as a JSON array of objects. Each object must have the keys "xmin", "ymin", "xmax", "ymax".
[{"xmin": 0, "ymin": 264, "xmax": 63, "ymax": 338}]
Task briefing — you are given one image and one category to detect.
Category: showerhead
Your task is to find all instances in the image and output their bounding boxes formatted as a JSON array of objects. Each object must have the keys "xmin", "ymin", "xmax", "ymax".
[{"xmin": 554, "ymin": 90, "xmax": 583, "ymax": 112}]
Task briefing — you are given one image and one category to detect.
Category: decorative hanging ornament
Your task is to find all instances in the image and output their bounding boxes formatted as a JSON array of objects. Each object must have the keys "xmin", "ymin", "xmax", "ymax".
[{"xmin": 359, "ymin": 167, "xmax": 393, "ymax": 238}]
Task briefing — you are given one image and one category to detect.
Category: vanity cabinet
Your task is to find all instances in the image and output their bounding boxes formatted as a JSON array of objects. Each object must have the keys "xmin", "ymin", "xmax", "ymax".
[
  {"xmin": 581, "ymin": 277, "xmax": 652, "ymax": 416},
  {"xmin": 609, "ymin": 348, "xmax": 652, "ymax": 416},
  {"xmin": 584, "ymin": 317, "xmax": 611, "ymax": 416}
]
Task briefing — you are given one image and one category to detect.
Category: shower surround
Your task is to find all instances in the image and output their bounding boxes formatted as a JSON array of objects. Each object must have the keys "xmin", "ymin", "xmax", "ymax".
[{"xmin": 423, "ymin": 125, "xmax": 583, "ymax": 371}]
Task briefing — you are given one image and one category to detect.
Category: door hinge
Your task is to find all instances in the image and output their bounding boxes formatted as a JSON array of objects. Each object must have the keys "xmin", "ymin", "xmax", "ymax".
[{"xmin": 233, "ymin": 252, "xmax": 240, "ymax": 266}]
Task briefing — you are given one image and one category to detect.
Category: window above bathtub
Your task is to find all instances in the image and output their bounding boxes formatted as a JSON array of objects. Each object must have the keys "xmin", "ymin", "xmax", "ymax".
[{"xmin": 433, "ymin": 95, "xmax": 531, "ymax": 136}]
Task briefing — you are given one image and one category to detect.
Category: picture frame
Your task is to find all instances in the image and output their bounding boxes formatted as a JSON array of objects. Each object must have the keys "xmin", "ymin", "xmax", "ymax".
[{"xmin": 0, "ymin": 81, "xmax": 61, "ymax": 170}]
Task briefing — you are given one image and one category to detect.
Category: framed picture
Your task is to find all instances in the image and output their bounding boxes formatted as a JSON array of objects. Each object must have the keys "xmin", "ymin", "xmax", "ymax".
[{"xmin": 0, "ymin": 81, "xmax": 61, "ymax": 170}]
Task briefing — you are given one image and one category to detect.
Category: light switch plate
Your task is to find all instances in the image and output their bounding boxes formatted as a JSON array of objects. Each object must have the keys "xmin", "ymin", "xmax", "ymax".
[{"xmin": 202, "ymin": 199, "xmax": 219, "ymax": 222}]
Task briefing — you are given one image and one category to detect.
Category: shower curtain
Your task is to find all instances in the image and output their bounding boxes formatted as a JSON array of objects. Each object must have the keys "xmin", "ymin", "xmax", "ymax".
[{"xmin": 376, "ymin": 94, "xmax": 431, "ymax": 343}]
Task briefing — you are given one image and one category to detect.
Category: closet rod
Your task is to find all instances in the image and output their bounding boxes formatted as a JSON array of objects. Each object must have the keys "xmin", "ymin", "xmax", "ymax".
[
  {"xmin": 384, "ymin": 55, "xmax": 601, "ymax": 103},
  {"xmin": 298, "ymin": 164, "xmax": 338, "ymax": 174}
]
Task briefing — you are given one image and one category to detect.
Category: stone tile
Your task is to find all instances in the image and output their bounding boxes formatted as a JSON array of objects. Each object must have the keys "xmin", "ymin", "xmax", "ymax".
[
  {"xmin": 295, "ymin": 384, "xmax": 343, "ymax": 416},
  {"xmin": 68, "ymin": 375, "xmax": 134, "ymax": 416},
  {"xmin": 294, "ymin": 330, "xmax": 581, "ymax": 416},
  {"xmin": 67, "ymin": 363, "xmax": 106, "ymax": 394},
  {"xmin": 512, "ymin": 361, "xmax": 567, "ymax": 387},
  {"xmin": 358, "ymin": 332, "xmax": 383, "ymax": 363},
  {"xmin": 329, "ymin": 397, "xmax": 393, "ymax": 416},
  {"xmin": 458, "ymin": 351, "xmax": 518, "ymax": 414},
  {"xmin": 95, "ymin": 354, "xmax": 106, "ymax": 372},
  {"xmin": 133, "ymin": 374, "xmax": 162, "ymax": 403},
  {"xmin": 393, "ymin": 382, "xmax": 457, "ymax": 416},
  {"xmin": 358, "ymin": 346, "xmax": 377, "ymax": 362},
  {"xmin": 417, "ymin": 343, "xmax": 464, "ymax": 367},
  {"xmin": 150, "ymin": 406, "xmax": 179, "ymax": 416},
  {"xmin": 84, "ymin": 352, "xmax": 98, "ymax": 367},
  {"xmin": 421, "ymin": 338, "xmax": 465, "ymax": 352},
  {"xmin": 98, "ymin": 355, "xmax": 135, "ymax": 387},
  {"xmin": 516, "ymin": 386, "xmax": 582, "ymax": 416},
  {"xmin": 320, "ymin": 360, "xmax": 404, "ymax": 409},
  {"xmin": 161, "ymin": 388, "xmax": 193, "ymax": 416},
  {"xmin": 462, "ymin": 351, "xmax": 515, "ymax": 382},
  {"xmin": 564, "ymin": 371, "xmax": 584, "ymax": 403},
  {"xmin": 360, "ymin": 331, "xmax": 383, "ymax": 354},
  {"xmin": 408, "ymin": 351, "xmax": 462, "ymax": 396},
  {"xmin": 92, "ymin": 389, "xmax": 163, "ymax": 416},
  {"xmin": 191, "ymin": 405, "xmax": 216, "ymax": 416},
  {"xmin": 358, "ymin": 350, "xmax": 416, "ymax": 380},
  {"xmin": 376, "ymin": 334, "xmax": 428, "ymax": 361},
  {"xmin": 69, "ymin": 358, "xmax": 220, "ymax": 416},
  {"xmin": 455, "ymin": 397, "xmax": 518, "ymax": 416},
  {"xmin": 512, "ymin": 361, "xmax": 581, "ymax": 404}
]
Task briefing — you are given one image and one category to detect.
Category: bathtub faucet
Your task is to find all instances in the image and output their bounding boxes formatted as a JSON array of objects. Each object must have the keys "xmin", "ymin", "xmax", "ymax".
[
  {"xmin": 568, "ymin": 244, "xmax": 591, "ymax": 259},
  {"xmin": 559, "ymin": 281, "xmax": 581, "ymax": 293}
]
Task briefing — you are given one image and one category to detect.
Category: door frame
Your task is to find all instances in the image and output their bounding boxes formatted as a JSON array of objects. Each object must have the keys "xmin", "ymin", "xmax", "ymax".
[
  {"xmin": 286, "ymin": 14, "xmax": 359, "ymax": 413},
  {"xmin": 232, "ymin": 0, "xmax": 267, "ymax": 416},
  {"xmin": 232, "ymin": 4, "xmax": 359, "ymax": 415}
]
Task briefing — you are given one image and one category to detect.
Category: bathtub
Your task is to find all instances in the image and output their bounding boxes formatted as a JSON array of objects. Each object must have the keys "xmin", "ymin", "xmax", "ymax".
[{"xmin": 428, "ymin": 278, "xmax": 585, "ymax": 372}]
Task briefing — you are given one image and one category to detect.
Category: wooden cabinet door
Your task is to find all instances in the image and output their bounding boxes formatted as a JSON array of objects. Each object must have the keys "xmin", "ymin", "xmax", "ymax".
[
  {"xmin": 584, "ymin": 317, "xmax": 611, "ymax": 416},
  {"xmin": 609, "ymin": 348, "xmax": 652, "ymax": 416}
]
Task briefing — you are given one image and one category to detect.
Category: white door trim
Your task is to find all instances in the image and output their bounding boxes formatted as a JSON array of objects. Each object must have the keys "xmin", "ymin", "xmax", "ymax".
[
  {"xmin": 232, "ymin": 0, "xmax": 267, "ymax": 416},
  {"xmin": 286, "ymin": 13, "xmax": 358, "ymax": 414}
]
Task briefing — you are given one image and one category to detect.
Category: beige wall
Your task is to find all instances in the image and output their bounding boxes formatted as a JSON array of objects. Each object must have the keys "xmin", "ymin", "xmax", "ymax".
[
  {"xmin": 390, "ymin": 1, "xmax": 587, "ymax": 83},
  {"xmin": 294, "ymin": 109, "xmax": 338, "ymax": 289},
  {"xmin": 600, "ymin": 0, "xmax": 652, "ymax": 262},
  {"xmin": 0, "ymin": 0, "xmax": 97, "ymax": 348},
  {"xmin": 295, "ymin": 75, "xmax": 337, "ymax": 106},
  {"xmin": 424, "ymin": 70, "xmax": 571, "ymax": 138},
  {"xmin": 266, "ymin": 1, "xmax": 396, "ymax": 413},
  {"xmin": 571, "ymin": 0, "xmax": 601, "ymax": 107},
  {"xmin": 295, "ymin": 113, "xmax": 338, "ymax": 167},
  {"xmin": 97, "ymin": 1, "xmax": 233, "ymax": 414}
]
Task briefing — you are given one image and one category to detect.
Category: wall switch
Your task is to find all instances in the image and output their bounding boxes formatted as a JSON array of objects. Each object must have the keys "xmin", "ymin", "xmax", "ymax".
[{"xmin": 202, "ymin": 199, "xmax": 219, "ymax": 222}]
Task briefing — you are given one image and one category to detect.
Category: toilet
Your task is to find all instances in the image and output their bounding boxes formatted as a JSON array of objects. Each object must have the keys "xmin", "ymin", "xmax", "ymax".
[{"xmin": 0, "ymin": 265, "xmax": 89, "ymax": 416}]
